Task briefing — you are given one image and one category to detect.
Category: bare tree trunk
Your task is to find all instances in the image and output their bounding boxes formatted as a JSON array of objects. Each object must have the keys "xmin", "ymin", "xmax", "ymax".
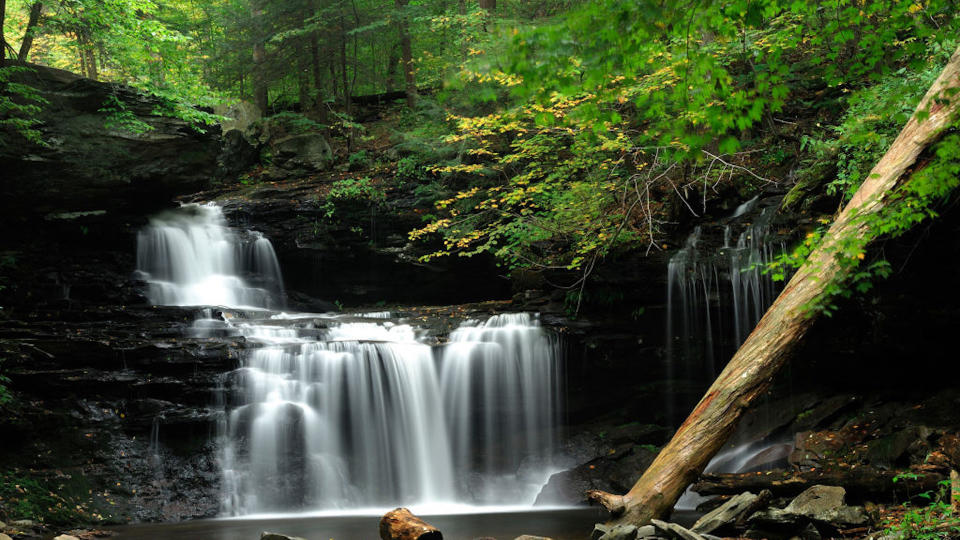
[
  {"xmin": 79, "ymin": 31, "xmax": 97, "ymax": 79},
  {"xmin": 385, "ymin": 47, "xmax": 398, "ymax": 92},
  {"xmin": 338, "ymin": 6, "xmax": 349, "ymax": 115},
  {"xmin": 297, "ymin": 38, "xmax": 310, "ymax": 110},
  {"xmin": 587, "ymin": 45, "xmax": 960, "ymax": 527},
  {"xmin": 251, "ymin": 0, "xmax": 268, "ymax": 115},
  {"xmin": 309, "ymin": 31, "xmax": 325, "ymax": 117},
  {"xmin": 395, "ymin": 0, "xmax": 416, "ymax": 108},
  {"xmin": 77, "ymin": 34, "xmax": 85, "ymax": 77},
  {"xmin": 17, "ymin": 2, "xmax": 42, "ymax": 61},
  {"xmin": 478, "ymin": 0, "xmax": 494, "ymax": 12},
  {"xmin": 0, "ymin": 0, "xmax": 7, "ymax": 67}
]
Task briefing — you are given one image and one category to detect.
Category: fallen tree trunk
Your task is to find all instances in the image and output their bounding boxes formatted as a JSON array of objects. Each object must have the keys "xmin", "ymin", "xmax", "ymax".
[
  {"xmin": 379, "ymin": 508, "xmax": 443, "ymax": 540},
  {"xmin": 587, "ymin": 45, "xmax": 960, "ymax": 526},
  {"xmin": 692, "ymin": 467, "xmax": 945, "ymax": 502}
]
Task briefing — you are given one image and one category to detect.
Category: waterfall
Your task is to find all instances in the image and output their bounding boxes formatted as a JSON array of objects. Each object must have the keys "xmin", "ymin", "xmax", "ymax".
[
  {"xmin": 441, "ymin": 313, "xmax": 560, "ymax": 504},
  {"xmin": 664, "ymin": 201, "xmax": 783, "ymax": 426},
  {"xmin": 219, "ymin": 314, "xmax": 561, "ymax": 515},
  {"xmin": 135, "ymin": 205, "xmax": 563, "ymax": 515},
  {"xmin": 135, "ymin": 203, "xmax": 285, "ymax": 309}
]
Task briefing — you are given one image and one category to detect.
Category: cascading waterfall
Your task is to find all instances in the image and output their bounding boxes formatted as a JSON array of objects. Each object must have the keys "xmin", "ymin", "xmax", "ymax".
[
  {"xmin": 135, "ymin": 203, "xmax": 285, "ymax": 309},
  {"xmin": 664, "ymin": 199, "xmax": 784, "ymax": 425},
  {"xmin": 135, "ymin": 204, "xmax": 562, "ymax": 516},
  {"xmin": 219, "ymin": 313, "xmax": 560, "ymax": 515},
  {"xmin": 441, "ymin": 314, "xmax": 560, "ymax": 504}
]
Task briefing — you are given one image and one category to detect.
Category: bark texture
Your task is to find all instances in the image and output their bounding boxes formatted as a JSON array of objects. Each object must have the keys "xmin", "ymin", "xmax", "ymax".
[
  {"xmin": 379, "ymin": 507, "xmax": 443, "ymax": 540},
  {"xmin": 0, "ymin": 0, "xmax": 7, "ymax": 67},
  {"xmin": 395, "ymin": 0, "xmax": 417, "ymax": 109},
  {"xmin": 587, "ymin": 45, "xmax": 960, "ymax": 527},
  {"xmin": 17, "ymin": 2, "xmax": 42, "ymax": 61}
]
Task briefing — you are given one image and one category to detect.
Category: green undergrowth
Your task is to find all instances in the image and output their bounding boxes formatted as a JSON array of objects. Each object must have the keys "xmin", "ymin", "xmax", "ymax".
[
  {"xmin": 0, "ymin": 469, "xmax": 114, "ymax": 526},
  {"xmin": 883, "ymin": 477, "xmax": 960, "ymax": 539}
]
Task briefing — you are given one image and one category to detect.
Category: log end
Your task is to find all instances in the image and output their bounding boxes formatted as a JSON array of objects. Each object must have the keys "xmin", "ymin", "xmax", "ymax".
[
  {"xmin": 585, "ymin": 490, "xmax": 626, "ymax": 517},
  {"xmin": 379, "ymin": 507, "xmax": 443, "ymax": 540}
]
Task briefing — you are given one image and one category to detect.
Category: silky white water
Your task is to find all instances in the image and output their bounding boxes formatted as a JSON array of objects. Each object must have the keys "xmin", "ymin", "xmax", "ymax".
[
  {"xmin": 136, "ymin": 205, "xmax": 562, "ymax": 515},
  {"xmin": 664, "ymin": 201, "xmax": 784, "ymax": 426},
  {"xmin": 136, "ymin": 203, "xmax": 284, "ymax": 309}
]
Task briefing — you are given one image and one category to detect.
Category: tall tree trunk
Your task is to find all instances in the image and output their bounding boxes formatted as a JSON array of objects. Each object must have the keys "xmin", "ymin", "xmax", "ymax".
[
  {"xmin": 309, "ymin": 30, "xmax": 326, "ymax": 121},
  {"xmin": 77, "ymin": 34, "xmax": 86, "ymax": 77},
  {"xmin": 395, "ymin": 0, "xmax": 416, "ymax": 108},
  {"xmin": 297, "ymin": 38, "xmax": 310, "ymax": 110},
  {"xmin": 587, "ymin": 45, "xmax": 960, "ymax": 528},
  {"xmin": 338, "ymin": 7, "xmax": 349, "ymax": 114},
  {"xmin": 17, "ymin": 2, "xmax": 42, "ymax": 61},
  {"xmin": 78, "ymin": 31, "xmax": 97, "ymax": 79},
  {"xmin": 0, "ymin": 0, "xmax": 7, "ymax": 67},
  {"xmin": 478, "ymin": 0, "xmax": 494, "ymax": 12},
  {"xmin": 84, "ymin": 46, "xmax": 97, "ymax": 79},
  {"xmin": 251, "ymin": 0, "xmax": 268, "ymax": 115},
  {"xmin": 385, "ymin": 47, "xmax": 399, "ymax": 92},
  {"xmin": 457, "ymin": 0, "xmax": 466, "ymax": 58}
]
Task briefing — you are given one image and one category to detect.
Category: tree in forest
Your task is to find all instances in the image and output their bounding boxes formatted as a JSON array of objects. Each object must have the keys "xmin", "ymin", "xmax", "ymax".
[
  {"xmin": 395, "ymin": 0, "xmax": 416, "ymax": 108},
  {"xmin": 1, "ymin": 0, "xmax": 8, "ymax": 66},
  {"xmin": 16, "ymin": 1, "xmax": 41, "ymax": 61}
]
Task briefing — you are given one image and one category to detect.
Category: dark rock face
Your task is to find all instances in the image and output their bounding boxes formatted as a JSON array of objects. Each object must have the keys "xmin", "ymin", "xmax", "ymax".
[
  {"xmin": 0, "ymin": 305, "xmax": 242, "ymax": 522},
  {"xmin": 0, "ymin": 62, "xmax": 219, "ymax": 224},
  {"xmin": 535, "ymin": 442, "xmax": 657, "ymax": 506},
  {"xmin": 186, "ymin": 180, "xmax": 512, "ymax": 307}
]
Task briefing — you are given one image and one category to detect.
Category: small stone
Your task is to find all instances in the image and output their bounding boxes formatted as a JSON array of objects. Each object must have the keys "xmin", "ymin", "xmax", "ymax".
[
  {"xmin": 514, "ymin": 536, "xmax": 553, "ymax": 540},
  {"xmin": 790, "ymin": 522, "xmax": 822, "ymax": 540},
  {"xmin": 11, "ymin": 520, "xmax": 36, "ymax": 528},
  {"xmin": 592, "ymin": 524, "xmax": 611, "ymax": 540},
  {"xmin": 0, "ymin": 534, "xmax": 11, "ymax": 540},
  {"xmin": 654, "ymin": 521, "xmax": 706, "ymax": 540},
  {"xmin": 598, "ymin": 524, "xmax": 638, "ymax": 540},
  {"xmin": 635, "ymin": 525, "xmax": 657, "ymax": 538},
  {"xmin": 691, "ymin": 491, "xmax": 759, "ymax": 534},
  {"xmin": 784, "ymin": 485, "xmax": 869, "ymax": 528},
  {"xmin": 260, "ymin": 533, "xmax": 307, "ymax": 540},
  {"xmin": 54, "ymin": 535, "xmax": 80, "ymax": 540},
  {"xmin": 784, "ymin": 485, "xmax": 846, "ymax": 516}
]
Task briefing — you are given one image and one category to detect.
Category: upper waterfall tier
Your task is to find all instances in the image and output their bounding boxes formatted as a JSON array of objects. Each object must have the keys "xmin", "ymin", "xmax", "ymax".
[{"xmin": 135, "ymin": 203, "xmax": 285, "ymax": 309}]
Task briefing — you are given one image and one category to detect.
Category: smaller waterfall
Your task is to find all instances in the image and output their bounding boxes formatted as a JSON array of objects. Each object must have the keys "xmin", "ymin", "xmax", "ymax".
[
  {"xmin": 136, "ymin": 203, "xmax": 284, "ymax": 309},
  {"xmin": 664, "ymin": 200, "xmax": 784, "ymax": 426}
]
